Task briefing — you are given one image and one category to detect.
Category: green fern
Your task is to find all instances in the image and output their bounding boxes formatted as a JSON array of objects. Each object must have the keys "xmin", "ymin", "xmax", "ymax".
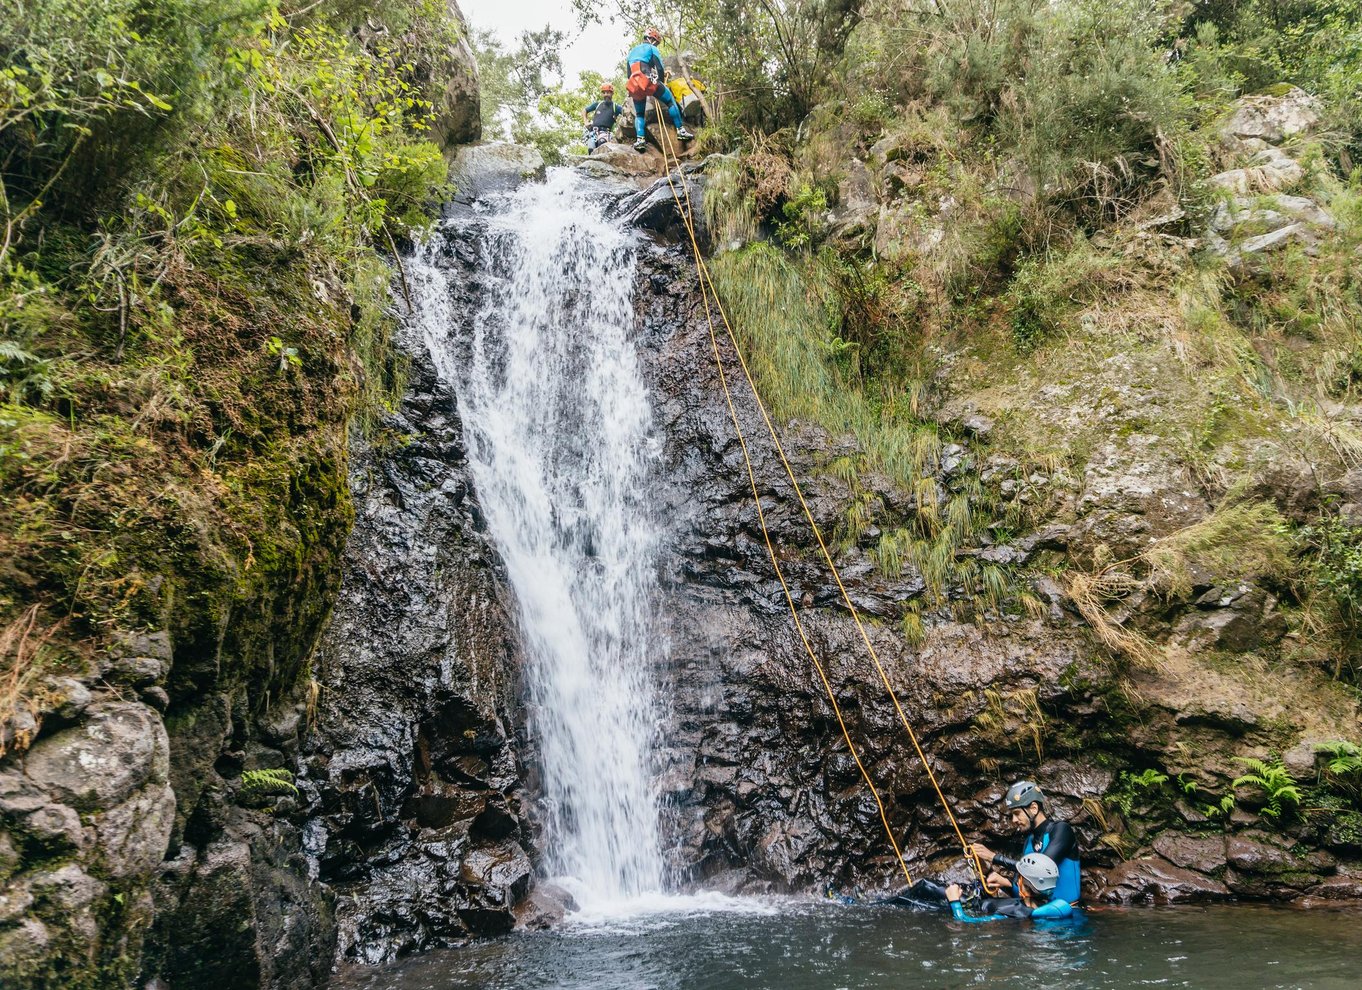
[
  {"xmin": 1316, "ymin": 740, "xmax": 1362, "ymax": 804},
  {"xmin": 241, "ymin": 767, "xmax": 298, "ymax": 797},
  {"xmin": 1111, "ymin": 768, "xmax": 1170, "ymax": 817},
  {"xmin": 0, "ymin": 340, "xmax": 56, "ymax": 403},
  {"xmin": 1231, "ymin": 757, "xmax": 1300, "ymax": 819},
  {"xmin": 1317, "ymin": 740, "xmax": 1362, "ymax": 776},
  {"xmin": 1203, "ymin": 793, "xmax": 1236, "ymax": 820}
]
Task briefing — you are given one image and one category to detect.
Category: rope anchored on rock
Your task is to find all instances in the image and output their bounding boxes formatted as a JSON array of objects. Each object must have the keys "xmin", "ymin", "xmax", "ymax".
[{"xmin": 653, "ymin": 110, "xmax": 994, "ymax": 893}]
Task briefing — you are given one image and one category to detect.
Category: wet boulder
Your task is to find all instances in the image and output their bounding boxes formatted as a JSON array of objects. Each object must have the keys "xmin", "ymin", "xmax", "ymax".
[
  {"xmin": 1222, "ymin": 832, "xmax": 1334, "ymax": 897},
  {"xmin": 513, "ymin": 882, "xmax": 578, "ymax": 930},
  {"xmin": 1096, "ymin": 854, "xmax": 1232, "ymax": 904},
  {"xmin": 1151, "ymin": 833, "xmax": 1228, "ymax": 874},
  {"xmin": 450, "ymin": 143, "xmax": 546, "ymax": 204}
]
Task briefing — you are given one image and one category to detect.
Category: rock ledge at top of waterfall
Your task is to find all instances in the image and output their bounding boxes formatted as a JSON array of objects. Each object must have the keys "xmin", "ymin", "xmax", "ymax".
[{"xmin": 451, "ymin": 142, "xmax": 547, "ymax": 203}]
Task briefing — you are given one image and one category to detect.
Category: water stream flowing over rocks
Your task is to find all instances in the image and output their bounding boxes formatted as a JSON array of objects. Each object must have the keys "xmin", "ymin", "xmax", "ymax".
[
  {"xmin": 421, "ymin": 171, "xmax": 666, "ymax": 904},
  {"xmin": 290, "ymin": 151, "xmax": 1362, "ymax": 974}
]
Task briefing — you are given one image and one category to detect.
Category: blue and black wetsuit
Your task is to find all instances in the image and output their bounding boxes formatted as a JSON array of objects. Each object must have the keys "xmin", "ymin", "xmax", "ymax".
[
  {"xmin": 625, "ymin": 42, "xmax": 685, "ymax": 139},
  {"xmin": 949, "ymin": 896, "xmax": 1074, "ymax": 924},
  {"xmin": 585, "ymin": 100, "xmax": 623, "ymax": 128},
  {"xmin": 994, "ymin": 818, "xmax": 1082, "ymax": 904},
  {"xmin": 583, "ymin": 100, "xmax": 623, "ymax": 149}
]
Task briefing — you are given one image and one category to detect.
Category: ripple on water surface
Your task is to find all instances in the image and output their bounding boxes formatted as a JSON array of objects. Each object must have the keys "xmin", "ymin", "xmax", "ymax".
[{"xmin": 334, "ymin": 900, "xmax": 1362, "ymax": 990}]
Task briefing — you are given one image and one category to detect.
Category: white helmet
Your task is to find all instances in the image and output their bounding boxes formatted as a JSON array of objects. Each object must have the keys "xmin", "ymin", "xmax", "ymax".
[{"xmin": 1016, "ymin": 852, "xmax": 1059, "ymax": 893}]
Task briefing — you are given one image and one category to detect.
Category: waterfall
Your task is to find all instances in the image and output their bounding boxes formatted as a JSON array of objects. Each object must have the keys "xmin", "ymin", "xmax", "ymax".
[{"xmin": 409, "ymin": 169, "xmax": 664, "ymax": 908}]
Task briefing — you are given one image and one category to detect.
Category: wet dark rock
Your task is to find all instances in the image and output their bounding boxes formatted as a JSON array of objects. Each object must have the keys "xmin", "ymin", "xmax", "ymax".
[
  {"xmin": 1097, "ymin": 855, "xmax": 1232, "ymax": 904},
  {"xmin": 613, "ymin": 173, "xmax": 707, "ymax": 245},
  {"xmin": 1152, "ymin": 833, "xmax": 1227, "ymax": 874},
  {"xmin": 1227, "ymin": 832, "xmax": 1332, "ymax": 875},
  {"xmin": 1303, "ymin": 871, "xmax": 1362, "ymax": 902},
  {"xmin": 628, "ymin": 236, "xmax": 1124, "ymax": 894},
  {"xmin": 298, "ymin": 273, "xmax": 534, "ymax": 963},
  {"xmin": 513, "ymin": 882, "xmax": 577, "ymax": 930}
]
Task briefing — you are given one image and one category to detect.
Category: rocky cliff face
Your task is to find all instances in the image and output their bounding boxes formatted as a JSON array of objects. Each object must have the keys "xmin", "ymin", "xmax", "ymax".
[
  {"xmin": 298, "ymin": 224, "xmax": 535, "ymax": 965},
  {"xmin": 620, "ymin": 152, "xmax": 1362, "ymax": 905},
  {"xmin": 0, "ymin": 4, "xmax": 486, "ymax": 987}
]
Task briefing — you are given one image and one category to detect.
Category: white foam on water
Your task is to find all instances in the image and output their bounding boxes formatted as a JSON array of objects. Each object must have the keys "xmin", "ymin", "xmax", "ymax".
[{"xmin": 557, "ymin": 885, "xmax": 788, "ymax": 929}]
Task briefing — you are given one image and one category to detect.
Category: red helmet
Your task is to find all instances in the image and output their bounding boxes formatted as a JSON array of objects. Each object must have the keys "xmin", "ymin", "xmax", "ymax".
[
  {"xmin": 643, "ymin": 27, "xmax": 661, "ymax": 44},
  {"xmin": 600, "ymin": 82, "xmax": 614, "ymax": 94}
]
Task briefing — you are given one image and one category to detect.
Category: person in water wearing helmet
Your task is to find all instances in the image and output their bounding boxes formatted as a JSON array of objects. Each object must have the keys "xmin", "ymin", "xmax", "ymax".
[
  {"xmin": 624, "ymin": 27, "xmax": 694, "ymax": 152},
  {"xmin": 944, "ymin": 852, "xmax": 1075, "ymax": 923},
  {"xmin": 969, "ymin": 779, "xmax": 1083, "ymax": 905},
  {"xmin": 582, "ymin": 83, "xmax": 623, "ymax": 152}
]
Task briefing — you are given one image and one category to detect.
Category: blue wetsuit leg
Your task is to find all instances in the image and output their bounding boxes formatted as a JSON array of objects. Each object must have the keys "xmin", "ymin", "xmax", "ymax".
[
  {"xmin": 654, "ymin": 84, "xmax": 685, "ymax": 128},
  {"xmin": 633, "ymin": 98, "xmax": 648, "ymax": 138}
]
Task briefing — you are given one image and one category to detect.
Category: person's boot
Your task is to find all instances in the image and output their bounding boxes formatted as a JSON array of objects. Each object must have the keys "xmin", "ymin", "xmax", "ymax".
[
  {"xmin": 634, "ymin": 136, "xmax": 647, "ymax": 152},
  {"xmin": 676, "ymin": 126, "xmax": 695, "ymax": 141}
]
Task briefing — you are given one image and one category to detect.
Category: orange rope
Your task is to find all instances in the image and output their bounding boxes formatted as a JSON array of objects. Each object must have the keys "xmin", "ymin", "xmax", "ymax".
[
  {"xmin": 653, "ymin": 114, "xmax": 992, "ymax": 891},
  {"xmin": 648, "ymin": 108, "xmax": 913, "ymax": 886}
]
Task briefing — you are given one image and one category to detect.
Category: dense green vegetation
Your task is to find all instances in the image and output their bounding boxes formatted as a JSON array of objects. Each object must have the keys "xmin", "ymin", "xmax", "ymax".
[
  {"xmin": 562, "ymin": 0, "xmax": 1362, "ymax": 681},
  {"xmin": 472, "ymin": 25, "xmax": 618, "ymax": 165},
  {"xmin": 1, "ymin": 0, "xmax": 459, "ymax": 750}
]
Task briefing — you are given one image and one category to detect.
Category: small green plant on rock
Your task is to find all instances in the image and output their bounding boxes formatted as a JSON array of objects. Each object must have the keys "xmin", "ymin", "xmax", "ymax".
[
  {"xmin": 1300, "ymin": 513, "xmax": 1362, "ymax": 680},
  {"xmin": 1231, "ymin": 756, "xmax": 1300, "ymax": 820},
  {"xmin": 1111, "ymin": 768, "xmax": 1169, "ymax": 818},
  {"xmin": 776, "ymin": 183, "xmax": 829, "ymax": 249},
  {"xmin": 241, "ymin": 767, "xmax": 298, "ymax": 798},
  {"xmin": 1316, "ymin": 740, "xmax": 1362, "ymax": 805},
  {"xmin": 1203, "ymin": 792, "xmax": 1237, "ymax": 821}
]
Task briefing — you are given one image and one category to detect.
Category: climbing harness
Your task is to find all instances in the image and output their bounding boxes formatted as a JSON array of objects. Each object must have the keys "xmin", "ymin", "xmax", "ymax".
[{"xmin": 652, "ymin": 115, "xmax": 994, "ymax": 892}]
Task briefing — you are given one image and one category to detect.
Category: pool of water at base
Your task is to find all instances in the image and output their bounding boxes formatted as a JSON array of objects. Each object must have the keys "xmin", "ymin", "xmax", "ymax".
[{"xmin": 333, "ymin": 898, "xmax": 1362, "ymax": 990}]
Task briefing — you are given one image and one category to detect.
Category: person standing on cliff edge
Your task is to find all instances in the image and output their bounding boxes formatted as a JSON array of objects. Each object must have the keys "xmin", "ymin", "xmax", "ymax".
[
  {"xmin": 624, "ymin": 26, "xmax": 693, "ymax": 153},
  {"xmin": 582, "ymin": 82, "xmax": 623, "ymax": 151}
]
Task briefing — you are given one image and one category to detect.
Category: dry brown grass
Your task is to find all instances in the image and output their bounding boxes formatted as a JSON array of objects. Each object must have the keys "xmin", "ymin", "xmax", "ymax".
[
  {"xmin": 975, "ymin": 686, "xmax": 1048, "ymax": 762},
  {"xmin": 1081, "ymin": 795, "xmax": 1131, "ymax": 859},
  {"xmin": 1066, "ymin": 559, "xmax": 1164, "ymax": 668},
  {"xmin": 0, "ymin": 606, "xmax": 63, "ymax": 757}
]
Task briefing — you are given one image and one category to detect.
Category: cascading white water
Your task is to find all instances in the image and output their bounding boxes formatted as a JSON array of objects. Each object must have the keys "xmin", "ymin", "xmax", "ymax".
[{"xmin": 409, "ymin": 169, "xmax": 664, "ymax": 908}]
